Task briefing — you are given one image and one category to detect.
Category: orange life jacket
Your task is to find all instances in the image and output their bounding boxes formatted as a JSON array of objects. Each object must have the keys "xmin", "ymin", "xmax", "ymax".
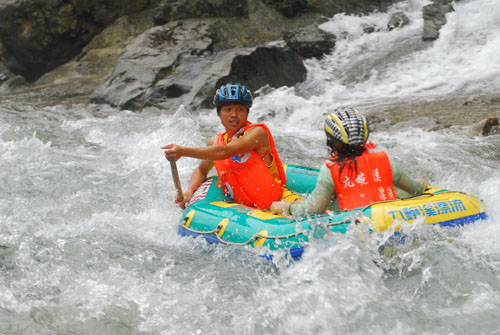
[
  {"xmin": 213, "ymin": 122, "xmax": 287, "ymax": 209},
  {"xmin": 327, "ymin": 150, "xmax": 396, "ymax": 211}
]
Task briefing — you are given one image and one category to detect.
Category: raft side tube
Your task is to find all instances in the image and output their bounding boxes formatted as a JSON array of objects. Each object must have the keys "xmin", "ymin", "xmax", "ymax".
[{"xmin": 177, "ymin": 165, "xmax": 488, "ymax": 259}]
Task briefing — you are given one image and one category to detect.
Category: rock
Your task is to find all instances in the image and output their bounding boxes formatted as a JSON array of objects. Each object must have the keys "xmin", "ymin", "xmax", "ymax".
[
  {"xmin": 284, "ymin": 24, "xmax": 336, "ymax": 58},
  {"xmin": 490, "ymin": 126, "xmax": 500, "ymax": 135},
  {"xmin": 1, "ymin": 0, "xmax": 404, "ymax": 108},
  {"xmin": 0, "ymin": 61, "xmax": 12, "ymax": 86},
  {"xmin": 466, "ymin": 118, "xmax": 500, "ymax": 136},
  {"xmin": 490, "ymin": 96, "xmax": 500, "ymax": 104},
  {"xmin": 153, "ymin": 0, "xmax": 247, "ymax": 25},
  {"xmin": 13, "ymin": 11, "xmax": 156, "ymax": 103},
  {"xmin": 463, "ymin": 95, "xmax": 500, "ymax": 106},
  {"xmin": 163, "ymin": 84, "xmax": 192, "ymax": 98},
  {"xmin": 216, "ymin": 46, "xmax": 307, "ymax": 95},
  {"xmin": 263, "ymin": 0, "xmax": 400, "ymax": 18},
  {"xmin": 0, "ymin": 0, "xmax": 149, "ymax": 81},
  {"xmin": 151, "ymin": 45, "xmax": 307, "ymax": 110},
  {"xmin": 90, "ymin": 17, "xmax": 307, "ymax": 111},
  {"xmin": 149, "ymin": 48, "xmax": 254, "ymax": 110},
  {"xmin": 463, "ymin": 96, "xmax": 480, "ymax": 105},
  {"xmin": 1, "ymin": 42, "xmax": 26, "ymax": 93},
  {"xmin": 0, "ymin": 74, "xmax": 27, "ymax": 94},
  {"xmin": 365, "ymin": 113, "xmax": 392, "ymax": 132},
  {"xmin": 388, "ymin": 117, "xmax": 439, "ymax": 132},
  {"xmin": 387, "ymin": 11, "xmax": 409, "ymax": 31},
  {"xmin": 362, "ymin": 24, "xmax": 377, "ymax": 34},
  {"xmin": 90, "ymin": 21, "xmax": 216, "ymax": 110},
  {"xmin": 90, "ymin": 10, "xmax": 309, "ymax": 111},
  {"xmin": 422, "ymin": 2, "xmax": 454, "ymax": 41},
  {"xmin": 262, "ymin": 0, "xmax": 313, "ymax": 18}
]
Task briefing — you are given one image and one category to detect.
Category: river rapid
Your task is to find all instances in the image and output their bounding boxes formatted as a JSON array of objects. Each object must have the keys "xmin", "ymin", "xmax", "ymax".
[{"xmin": 1, "ymin": 0, "xmax": 500, "ymax": 334}]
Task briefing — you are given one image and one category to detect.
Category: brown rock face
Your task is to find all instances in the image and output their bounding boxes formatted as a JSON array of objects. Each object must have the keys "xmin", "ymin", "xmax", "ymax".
[{"xmin": 0, "ymin": 0, "xmax": 149, "ymax": 81}]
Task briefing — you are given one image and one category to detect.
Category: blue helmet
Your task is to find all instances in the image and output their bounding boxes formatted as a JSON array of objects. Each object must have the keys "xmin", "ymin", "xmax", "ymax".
[{"xmin": 213, "ymin": 84, "xmax": 253, "ymax": 109}]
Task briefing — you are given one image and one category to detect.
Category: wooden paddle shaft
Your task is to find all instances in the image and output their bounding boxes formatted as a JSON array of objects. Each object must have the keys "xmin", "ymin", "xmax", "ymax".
[{"xmin": 170, "ymin": 161, "xmax": 184, "ymax": 202}]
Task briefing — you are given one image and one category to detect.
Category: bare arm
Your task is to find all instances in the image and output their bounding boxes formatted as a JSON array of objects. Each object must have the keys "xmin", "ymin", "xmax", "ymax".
[
  {"xmin": 271, "ymin": 164, "xmax": 335, "ymax": 217},
  {"xmin": 161, "ymin": 126, "xmax": 269, "ymax": 161},
  {"xmin": 391, "ymin": 159, "xmax": 427, "ymax": 197},
  {"xmin": 177, "ymin": 159, "xmax": 214, "ymax": 208}
]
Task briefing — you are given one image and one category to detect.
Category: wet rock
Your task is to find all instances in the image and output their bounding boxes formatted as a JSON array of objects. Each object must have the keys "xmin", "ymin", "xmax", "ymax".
[
  {"xmin": 387, "ymin": 11, "xmax": 409, "ymax": 31},
  {"xmin": 13, "ymin": 12, "xmax": 156, "ymax": 103},
  {"xmin": 164, "ymin": 84, "xmax": 192, "ymax": 98},
  {"xmin": 154, "ymin": 0, "xmax": 247, "ymax": 25},
  {"xmin": 422, "ymin": 2, "xmax": 454, "ymax": 41},
  {"xmin": 466, "ymin": 118, "xmax": 500, "ymax": 136},
  {"xmin": 490, "ymin": 96, "xmax": 500, "ymax": 104},
  {"xmin": 463, "ymin": 96, "xmax": 480, "ymax": 105},
  {"xmin": 148, "ymin": 48, "xmax": 253, "ymax": 110},
  {"xmin": 90, "ymin": 18, "xmax": 307, "ymax": 111},
  {"xmin": 0, "ymin": 0, "xmax": 149, "ymax": 81},
  {"xmin": 0, "ymin": 74, "xmax": 27, "ymax": 94},
  {"xmin": 0, "ymin": 43, "xmax": 15, "ymax": 93},
  {"xmin": 362, "ymin": 24, "xmax": 377, "ymax": 34},
  {"xmin": 284, "ymin": 24, "xmax": 336, "ymax": 59},
  {"xmin": 1, "ymin": 41, "xmax": 27, "ymax": 93},
  {"xmin": 146, "ymin": 45, "xmax": 306, "ymax": 110},
  {"xmin": 0, "ymin": 61, "xmax": 12, "ymax": 86},
  {"xmin": 490, "ymin": 126, "xmax": 500, "ymax": 135},
  {"xmin": 90, "ymin": 21, "xmax": 216, "ymax": 110},
  {"xmin": 216, "ymin": 46, "xmax": 307, "ymax": 95},
  {"xmin": 263, "ymin": 0, "xmax": 400, "ymax": 18},
  {"xmin": 262, "ymin": 0, "xmax": 314, "ymax": 18},
  {"xmin": 365, "ymin": 113, "xmax": 392, "ymax": 132},
  {"xmin": 1, "ymin": 0, "xmax": 404, "ymax": 107},
  {"xmin": 464, "ymin": 95, "xmax": 500, "ymax": 106},
  {"xmin": 388, "ymin": 117, "xmax": 439, "ymax": 132}
]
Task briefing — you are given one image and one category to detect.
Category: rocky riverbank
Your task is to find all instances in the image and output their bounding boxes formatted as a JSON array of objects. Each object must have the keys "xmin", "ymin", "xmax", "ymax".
[{"xmin": 0, "ymin": 0, "xmax": 470, "ymax": 113}]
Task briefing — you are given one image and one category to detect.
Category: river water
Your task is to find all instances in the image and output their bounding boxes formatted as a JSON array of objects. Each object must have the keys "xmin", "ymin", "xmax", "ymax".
[{"xmin": 1, "ymin": 0, "xmax": 500, "ymax": 334}]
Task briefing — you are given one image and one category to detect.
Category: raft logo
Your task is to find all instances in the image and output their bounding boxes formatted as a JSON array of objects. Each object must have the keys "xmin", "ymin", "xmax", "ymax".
[
  {"xmin": 187, "ymin": 179, "xmax": 213, "ymax": 206},
  {"xmin": 388, "ymin": 199, "xmax": 467, "ymax": 221}
]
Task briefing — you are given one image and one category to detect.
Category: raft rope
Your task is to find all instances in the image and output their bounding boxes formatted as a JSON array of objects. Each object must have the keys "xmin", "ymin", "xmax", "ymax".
[{"xmin": 178, "ymin": 211, "xmax": 370, "ymax": 246}]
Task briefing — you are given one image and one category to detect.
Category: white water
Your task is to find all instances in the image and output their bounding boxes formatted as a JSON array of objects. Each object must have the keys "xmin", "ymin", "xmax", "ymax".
[{"xmin": 1, "ymin": 0, "xmax": 500, "ymax": 334}]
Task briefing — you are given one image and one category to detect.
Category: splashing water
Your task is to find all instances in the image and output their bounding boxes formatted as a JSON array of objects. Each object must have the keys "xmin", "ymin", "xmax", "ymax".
[{"xmin": 1, "ymin": 0, "xmax": 500, "ymax": 333}]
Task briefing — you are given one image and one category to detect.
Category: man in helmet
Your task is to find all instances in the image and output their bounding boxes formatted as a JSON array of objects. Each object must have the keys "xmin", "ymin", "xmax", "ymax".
[
  {"xmin": 271, "ymin": 107, "xmax": 427, "ymax": 216},
  {"xmin": 162, "ymin": 83, "xmax": 301, "ymax": 210}
]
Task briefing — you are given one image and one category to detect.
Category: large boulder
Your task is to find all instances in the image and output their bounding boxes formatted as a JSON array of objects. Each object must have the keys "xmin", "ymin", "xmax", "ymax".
[
  {"xmin": 0, "ymin": 61, "xmax": 24, "ymax": 94},
  {"xmin": 465, "ymin": 118, "xmax": 500, "ymax": 137},
  {"xmin": 263, "ymin": 0, "xmax": 401, "ymax": 17},
  {"xmin": 153, "ymin": 0, "xmax": 248, "ymax": 25},
  {"xmin": 26, "ymin": 12, "xmax": 156, "ymax": 101},
  {"xmin": 387, "ymin": 11, "xmax": 410, "ymax": 31},
  {"xmin": 0, "ymin": 0, "xmax": 149, "ymax": 81},
  {"xmin": 0, "ymin": 42, "xmax": 11, "ymax": 86},
  {"xmin": 0, "ymin": 63, "xmax": 9, "ymax": 86},
  {"xmin": 215, "ymin": 46, "xmax": 307, "ymax": 95},
  {"xmin": 90, "ymin": 19, "xmax": 307, "ymax": 111},
  {"xmin": 90, "ymin": 21, "xmax": 216, "ymax": 110},
  {"xmin": 284, "ymin": 24, "xmax": 336, "ymax": 59},
  {"xmin": 0, "ymin": 41, "xmax": 27, "ymax": 93},
  {"xmin": 422, "ymin": 1, "xmax": 454, "ymax": 41},
  {"xmin": 1, "ymin": 0, "xmax": 406, "ymax": 108}
]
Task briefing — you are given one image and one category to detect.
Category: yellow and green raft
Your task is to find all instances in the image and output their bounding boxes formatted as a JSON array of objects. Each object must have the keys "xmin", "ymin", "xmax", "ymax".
[{"xmin": 177, "ymin": 165, "xmax": 487, "ymax": 261}]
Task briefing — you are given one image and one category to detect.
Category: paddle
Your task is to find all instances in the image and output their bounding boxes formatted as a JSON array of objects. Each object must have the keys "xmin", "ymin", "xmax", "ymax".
[{"xmin": 169, "ymin": 161, "xmax": 184, "ymax": 202}]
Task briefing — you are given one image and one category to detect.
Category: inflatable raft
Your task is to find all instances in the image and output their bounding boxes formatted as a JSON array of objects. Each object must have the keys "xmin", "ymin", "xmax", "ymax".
[{"xmin": 177, "ymin": 165, "xmax": 487, "ymax": 261}]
